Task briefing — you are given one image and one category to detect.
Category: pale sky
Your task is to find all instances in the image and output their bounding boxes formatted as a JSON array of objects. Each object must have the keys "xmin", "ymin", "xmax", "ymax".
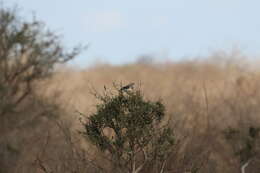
[{"xmin": 5, "ymin": 0, "xmax": 260, "ymax": 66}]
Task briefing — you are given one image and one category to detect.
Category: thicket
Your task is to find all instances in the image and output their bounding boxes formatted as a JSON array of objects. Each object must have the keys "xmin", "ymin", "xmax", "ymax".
[{"xmin": 0, "ymin": 5, "xmax": 81, "ymax": 173}]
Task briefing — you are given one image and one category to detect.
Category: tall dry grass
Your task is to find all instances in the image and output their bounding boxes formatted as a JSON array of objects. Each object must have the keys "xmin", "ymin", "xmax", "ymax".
[{"xmin": 32, "ymin": 52, "xmax": 260, "ymax": 172}]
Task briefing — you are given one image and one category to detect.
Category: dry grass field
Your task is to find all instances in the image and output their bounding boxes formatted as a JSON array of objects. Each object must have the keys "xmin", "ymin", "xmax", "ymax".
[
  {"xmin": 2, "ymin": 51, "xmax": 260, "ymax": 173},
  {"xmin": 32, "ymin": 52, "xmax": 260, "ymax": 172}
]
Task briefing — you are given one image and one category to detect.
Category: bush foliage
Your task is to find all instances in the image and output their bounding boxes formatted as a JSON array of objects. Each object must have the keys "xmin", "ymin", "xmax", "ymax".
[
  {"xmin": 0, "ymin": 5, "xmax": 81, "ymax": 173},
  {"xmin": 84, "ymin": 88, "xmax": 175, "ymax": 173}
]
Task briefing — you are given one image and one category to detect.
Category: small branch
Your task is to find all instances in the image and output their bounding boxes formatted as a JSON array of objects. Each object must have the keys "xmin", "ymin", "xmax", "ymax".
[
  {"xmin": 202, "ymin": 81, "xmax": 210, "ymax": 131},
  {"xmin": 159, "ymin": 160, "xmax": 166, "ymax": 173},
  {"xmin": 132, "ymin": 154, "xmax": 136, "ymax": 173},
  {"xmin": 134, "ymin": 148, "xmax": 147, "ymax": 173},
  {"xmin": 241, "ymin": 159, "xmax": 251, "ymax": 173},
  {"xmin": 34, "ymin": 131, "xmax": 52, "ymax": 173},
  {"xmin": 35, "ymin": 157, "xmax": 51, "ymax": 173}
]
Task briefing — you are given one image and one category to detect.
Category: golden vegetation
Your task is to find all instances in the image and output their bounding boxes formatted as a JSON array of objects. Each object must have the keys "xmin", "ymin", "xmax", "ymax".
[{"xmin": 35, "ymin": 53, "xmax": 260, "ymax": 172}]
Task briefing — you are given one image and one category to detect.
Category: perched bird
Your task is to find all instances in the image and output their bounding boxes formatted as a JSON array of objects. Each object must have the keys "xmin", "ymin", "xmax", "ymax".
[{"xmin": 120, "ymin": 83, "xmax": 135, "ymax": 91}]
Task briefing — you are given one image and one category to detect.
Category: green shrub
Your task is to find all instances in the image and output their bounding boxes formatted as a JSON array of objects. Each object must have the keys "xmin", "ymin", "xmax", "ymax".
[{"xmin": 84, "ymin": 87, "xmax": 175, "ymax": 173}]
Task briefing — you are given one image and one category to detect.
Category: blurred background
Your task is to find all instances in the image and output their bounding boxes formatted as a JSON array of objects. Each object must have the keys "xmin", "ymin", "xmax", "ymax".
[{"xmin": 1, "ymin": 1, "xmax": 260, "ymax": 173}]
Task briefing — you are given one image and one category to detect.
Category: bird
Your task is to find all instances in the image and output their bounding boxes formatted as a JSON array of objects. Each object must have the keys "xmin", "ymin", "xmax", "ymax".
[{"xmin": 120, "ymin": 83, "xmax": 135, "ymax": 91}]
